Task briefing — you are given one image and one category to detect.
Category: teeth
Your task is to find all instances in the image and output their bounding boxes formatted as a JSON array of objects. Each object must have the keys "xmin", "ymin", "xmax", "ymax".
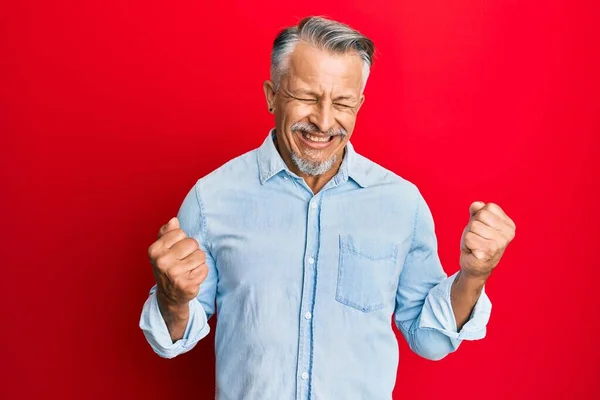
[{"xmin": 304, "ymin": 133, "xmax": 330, "ymax": 142}]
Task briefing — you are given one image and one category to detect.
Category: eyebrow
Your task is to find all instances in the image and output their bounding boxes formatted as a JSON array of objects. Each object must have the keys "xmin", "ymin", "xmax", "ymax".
[
  {"xmin": 292, "ymin": 89, "xmax": 319, "ymax": 97},
  {"xmin": 293, "ymin": 89, "xmax": 357, "ymax": 102},
  {"xmin": 333, "ymin": 95, "xmax": 357, "ymax": 102}
]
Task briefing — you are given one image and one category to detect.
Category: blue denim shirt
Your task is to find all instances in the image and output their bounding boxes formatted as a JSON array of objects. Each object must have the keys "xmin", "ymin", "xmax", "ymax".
[{"xmin": 139, "ymin": 130, "xmax": 492, "ymax": 400}]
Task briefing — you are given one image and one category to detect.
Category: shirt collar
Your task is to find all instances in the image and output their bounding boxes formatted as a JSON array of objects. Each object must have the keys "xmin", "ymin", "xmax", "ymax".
[{"xmin": 256, "ymin": 128, "xmax": 373, "ymax": 188}]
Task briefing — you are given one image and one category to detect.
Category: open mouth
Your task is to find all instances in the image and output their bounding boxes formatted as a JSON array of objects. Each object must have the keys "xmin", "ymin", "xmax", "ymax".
[
  {"xmin": 301, "ymin": 132, "xmax": 334, "ymax": 143},
  {"xmin": 296, "ymin": 131, "xmax": 338, "ymax": 150}
]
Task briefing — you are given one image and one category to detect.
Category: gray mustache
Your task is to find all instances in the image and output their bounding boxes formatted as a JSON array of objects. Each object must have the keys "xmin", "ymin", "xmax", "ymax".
[{"xmin": 291, "ymin": 122, "xmax": 347, "ymax": 137}]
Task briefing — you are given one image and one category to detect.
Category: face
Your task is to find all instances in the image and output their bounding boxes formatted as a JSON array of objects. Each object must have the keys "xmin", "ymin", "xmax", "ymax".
[{"xmin": 264, "ymin": 41, "xmax": 366, "ymax": 177}]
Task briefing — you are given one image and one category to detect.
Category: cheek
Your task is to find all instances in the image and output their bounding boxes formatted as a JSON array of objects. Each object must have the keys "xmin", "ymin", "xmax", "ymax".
[
  {"xmin": 284, "ymin": 104, "xmax": 312, "ymax": 124},
  {"xmin": 338, "ymin": 115, "xmax": 357, "ymax": 136}
]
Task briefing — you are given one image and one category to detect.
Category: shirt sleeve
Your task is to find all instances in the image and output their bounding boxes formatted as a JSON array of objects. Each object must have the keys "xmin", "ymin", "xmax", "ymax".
[
  {"xmin": 393, "ymin": 188, "xmax": 492, "ymax": 361},
  {"xmin": 139, "ymin": 182, "xmax": 218, "ymax": 359}
]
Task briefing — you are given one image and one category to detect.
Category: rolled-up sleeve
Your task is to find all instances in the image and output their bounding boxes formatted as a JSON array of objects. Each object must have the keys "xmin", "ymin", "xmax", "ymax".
[
  {"xmin": 139, "ymin": 182, "xmax": 218, "ymax": 359},
  {"xmin": 139, "ymin": 285, "xmax": 211, "ymax": 359},
  {"xmin": 419, "ymin": 271, "xmax": 491, "ymax": 341},
  {"xmin": 394, "ymin": 188, "xmax": 492, "ymax": 361}
]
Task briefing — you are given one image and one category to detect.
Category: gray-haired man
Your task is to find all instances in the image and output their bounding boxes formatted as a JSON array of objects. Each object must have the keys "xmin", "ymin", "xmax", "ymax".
[{"xmin": 140, "ymin": 16, "xmax": 515, "ymax": 400}]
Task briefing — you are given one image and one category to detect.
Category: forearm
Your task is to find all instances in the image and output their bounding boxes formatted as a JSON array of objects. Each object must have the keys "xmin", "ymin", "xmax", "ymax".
[
  {"xmin": 450, "ymin": 270, "xmax": 488, "ymax": 331},
  {"xmin": 156, "ymin": 290, "xmax": 190, "ymax": 342}
]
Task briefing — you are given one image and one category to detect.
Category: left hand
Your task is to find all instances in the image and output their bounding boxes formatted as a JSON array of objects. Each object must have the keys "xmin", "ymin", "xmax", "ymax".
[{"xmin": 460, "ymin": 201, "xmax": 516, "ymax": 280}]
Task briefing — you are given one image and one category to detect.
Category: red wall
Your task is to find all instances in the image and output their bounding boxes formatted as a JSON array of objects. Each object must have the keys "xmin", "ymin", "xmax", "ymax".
[{"xmin": 2, "ymin": 1, "xmax": 599, "ymax": 399}]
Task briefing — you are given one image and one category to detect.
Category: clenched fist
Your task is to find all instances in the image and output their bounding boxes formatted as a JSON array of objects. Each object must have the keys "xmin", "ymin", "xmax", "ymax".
[
  {"xmin": 460, "ymin": 201, "xmax": 516, "ymax": 280},
  {"xmin": 147, "ymin": 217, "xmax": 209, "ymax": 309}
]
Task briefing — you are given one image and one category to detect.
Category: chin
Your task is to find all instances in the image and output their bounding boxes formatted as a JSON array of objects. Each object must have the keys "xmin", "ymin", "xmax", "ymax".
[{"xmin": 291, "ymin": 152, "xmax": 337, "ymax": 176}]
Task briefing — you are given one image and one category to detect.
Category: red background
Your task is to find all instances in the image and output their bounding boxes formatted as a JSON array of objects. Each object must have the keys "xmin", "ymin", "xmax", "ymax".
[{"xmin": 1, "ymin": 1, "xmax": 599, "ymax": 399}]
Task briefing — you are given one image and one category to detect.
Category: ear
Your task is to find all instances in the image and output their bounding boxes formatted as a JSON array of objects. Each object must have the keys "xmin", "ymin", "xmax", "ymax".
[
  {"xmin": 263, "ymin": 80, "xmax": 276, "ymax": 113},
  {"xmin": 356, "ymin": 93, "xmax": 366, "ymax": 112}
]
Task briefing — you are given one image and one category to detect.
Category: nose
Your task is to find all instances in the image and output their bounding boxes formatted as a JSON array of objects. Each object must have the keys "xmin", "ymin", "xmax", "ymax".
[{"xmin": 309, "ymin": 101, "xmax": 335, "ymax": 133}]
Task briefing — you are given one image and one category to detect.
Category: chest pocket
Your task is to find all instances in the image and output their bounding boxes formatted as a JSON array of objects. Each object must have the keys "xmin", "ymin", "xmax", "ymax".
[{"xmin": 335, "ymin": 234, "xmax": 401, "ymax": 313}]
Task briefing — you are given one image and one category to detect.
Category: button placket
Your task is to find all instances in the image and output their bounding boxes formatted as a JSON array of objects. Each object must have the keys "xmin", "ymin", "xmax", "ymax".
[{"xmin": 296, "ymin": 195, "xmax": 321, "ymax": 400}]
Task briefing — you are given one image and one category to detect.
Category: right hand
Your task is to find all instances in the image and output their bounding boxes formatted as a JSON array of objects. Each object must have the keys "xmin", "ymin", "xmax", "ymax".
[{"xmin": 147, "ymin": 217, "xmax": 209, "ymax": 308}]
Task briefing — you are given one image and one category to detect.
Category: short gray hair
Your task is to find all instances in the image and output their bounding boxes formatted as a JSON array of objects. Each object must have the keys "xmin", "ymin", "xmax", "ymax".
[{"xmin": 270, "ymin": 16, "xmax": 375, "ymax": 91}]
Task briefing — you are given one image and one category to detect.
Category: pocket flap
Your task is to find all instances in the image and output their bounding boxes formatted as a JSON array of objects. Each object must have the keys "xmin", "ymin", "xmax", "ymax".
[{"xmin": 339, "ymin": 234, "xmax": 399, "ymax": 261}]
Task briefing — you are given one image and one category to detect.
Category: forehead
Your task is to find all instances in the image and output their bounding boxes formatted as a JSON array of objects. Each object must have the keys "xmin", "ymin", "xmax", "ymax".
[{"xmin": 286, "ymin": 41, "xmax": 364, "ymax": 92}]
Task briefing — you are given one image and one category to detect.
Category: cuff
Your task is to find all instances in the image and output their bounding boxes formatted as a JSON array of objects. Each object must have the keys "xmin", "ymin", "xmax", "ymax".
[
  {"xmin": 418, "ymin": 271, "xmax": 492, "ymax": 341},
  {"xmin": 139, "ymin": 286, "xmax": 210, "ymax": 358}
]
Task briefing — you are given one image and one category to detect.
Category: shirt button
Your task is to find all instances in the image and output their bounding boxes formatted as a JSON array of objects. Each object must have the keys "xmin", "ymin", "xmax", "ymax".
[
  {"xmin": 308, "ymin": 257, "xmax": 315, "ymax": 264},
  {"xmin": 301, "ymin": 372, "xmax": 309, "ymax": 380},
  {"xmin": 304, "ymin": 312, "xmax": 312, "ymax": 320},
  {"xmin": 310, "ymin": 202, "xmax": 317, "ymax": 209},
  {"xmin": 283, "ymin": 176, "xmax": 288, "ymax": 180}
]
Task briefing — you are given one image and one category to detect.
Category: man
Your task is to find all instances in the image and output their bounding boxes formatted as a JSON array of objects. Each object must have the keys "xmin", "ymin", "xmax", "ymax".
[{"xmin": 139, "ymin": 16, "xmax": 516, "ymax": 400}]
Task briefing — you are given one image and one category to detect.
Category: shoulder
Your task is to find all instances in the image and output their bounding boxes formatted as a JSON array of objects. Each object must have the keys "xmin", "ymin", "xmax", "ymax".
[
  {"xmin": 192, "ymin": 148, "xmax": 260, "ymax": 195},
  {"xmin": 352, "ymin": 151, "xmax": 420, "ymax": 201}
]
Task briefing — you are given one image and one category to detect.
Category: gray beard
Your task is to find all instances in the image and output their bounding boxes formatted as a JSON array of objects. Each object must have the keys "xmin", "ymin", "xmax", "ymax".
[{"xmin": 291, "ymin": 151, "xmax": 337, "ymax": 176}]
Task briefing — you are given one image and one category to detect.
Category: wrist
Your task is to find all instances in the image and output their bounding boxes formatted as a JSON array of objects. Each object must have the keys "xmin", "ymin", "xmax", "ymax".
[
  {"xmin": 156, "ymin": 290, "xmax": 190, "ymax": 320},
  {"xmin": 454, "ymin": 270, "xmax": 488, "ymax": 294}
]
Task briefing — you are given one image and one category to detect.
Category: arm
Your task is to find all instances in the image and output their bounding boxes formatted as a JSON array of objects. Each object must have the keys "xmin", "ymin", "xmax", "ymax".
[
  {"xmin": 139, "ymin": 183, "xmax": 218, "ymax": 358},
  {"xmin": 394, "ymin": 189, "xmax": 492, "ymax": 361},
  {"xmin": 451, "ymin": 270, "xmax": 488, "ymax": 331},
  {"xmin": 156, "ymin": 290, "xmax": 191, "ymax": 342}
]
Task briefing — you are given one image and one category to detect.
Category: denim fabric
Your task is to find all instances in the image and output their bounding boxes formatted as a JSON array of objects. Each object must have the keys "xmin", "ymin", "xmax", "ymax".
[{"xmin": 139, "ymin": 130, "xmax": 492, "ymax": 400}]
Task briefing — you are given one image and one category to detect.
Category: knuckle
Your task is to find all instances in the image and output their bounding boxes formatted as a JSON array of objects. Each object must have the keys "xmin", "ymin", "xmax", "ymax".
[
  {"xmin": 174, "ymin": 271, "xmax": 188, "ymax": 286},
  {"xmin": 147, "ymin": 244, "xmax": 158, "ymax": 259},
  {"xmin": 172, "ymin": 276, "xmax": 183, "ymax": 289},
  {"xmin": 164, "ymin": 267, "xmax": 176, "ymax": 281},
  {"xmin": 184, "ymin": 239, "xmax": 200, "ymax": 255},
  {"xmin": 478, "ymin": 252, "xmax": 490, "ymax": 260},
  {"xmin": 173, "ymin": 229, "xmax": 187, "ymax": 242},
  {"xmin": 485, "ymin": 202, "xmax": 498, "ymax": 210},
  {"xmin": 164, "ymin": 229, "xmax": 183, "ymax": 243},
  {"xmin": 465, "ymin": 231, "xmax": 477, "ymax": 242},
  {"xmin": 156, "ymin": 256, "xmax": 172, "ymax": 272},
  {"xmin": 199, "ymin": 263, "xmax": 209, "ymax": 276},
  {"xmin": 508, "ymin": 229, "xmax": 515, "ymax": 242},
  {"xmin": 478, "ymin": 209, "xmax": 491, "ymax": 222},
  {"xmin": 195, "ymin": 249, "xmax": 206, "ymax": 263},
  {"xmin": 189, "ymin": 256, "xmax": 203, "ymax": 269},
  {"xmin": 488, "ymin": 203, "xmax": 503, "ymax": 215},
  {"xmin": 186, "ymin": 237, "xmax": 200, "ymax": 249}
]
